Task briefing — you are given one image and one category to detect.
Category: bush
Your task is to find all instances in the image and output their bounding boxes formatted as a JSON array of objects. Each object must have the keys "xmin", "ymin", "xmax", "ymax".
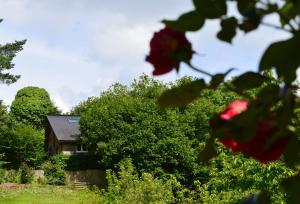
[
  {"xmin": 65, "ymin": 155, "xmax": 100, "ymax": 170},
  {"xmin": 0, "ymin": 169, "xmax": 4, "ymax": 184},
  {"xmin": 20, "ymin": 162, "xmax": 33, "ymax": 184},
  {"xmin": 99, "ymin": 159, "xmax": 176, "ymax": 204},
  {"xmin": 42, "ymin": 154, "xmax": 67, "ymax": 185},
  {"xmin": 0, "ymin": 123, "xmax": 45, "ymax": 168},
  {"xmin": 4, "ymin": 169, "xmax": 21, "ymax": 183},
  {"xmin": 79, "ymin": 76, "xmax": 234, "ymax": 185}
]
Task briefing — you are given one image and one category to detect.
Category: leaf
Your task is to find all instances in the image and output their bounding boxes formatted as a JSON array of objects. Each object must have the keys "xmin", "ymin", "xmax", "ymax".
[
  {"xmin": 158, "ymin": 79, "xmax": 206, "ymax": 109},
  {"xmin": 209, "ymin": 68, "xmax": 235, "ymax": 89},
  {"xmin": 280, "ymin": 2, "xmax": 300, "ymax": 25},
  {"xmin": 162, "ymin": 11, "xmax": 205, "ymax": 32},
  {"xmin": 198, "ymin": 137, "xmax": 217, "ymax": 162},
  {"xmin": 232, "ymin": 72, "xmax": 267, "ymax": 90},
  {"xmin": 283, "ymin": 135, "xmax": 300, "ymax": 168},
  {"xmin": 281, "ymin": 173, "xmax": 300, "ymax": 204},
  {"xmin": 255, "ymin": 84, "xmax": 280, "ymax": 108},
  {"xmin": 237, "ymin": 0, "xmax": 256, "ymax": 17},
  {"xmin": 239, "ymin": 15, "xmax": 261, "ymax": 33},
  {"xmin": 193, "ymin": 0, "xmax": 227, "ymax": 19},
  {"xmin": 217, "ymin": 17, "xmax": 238, "ymax": 43},
  {"xmin": 259, "ymin": 34, "xmax": 300, "ymax": 83}
]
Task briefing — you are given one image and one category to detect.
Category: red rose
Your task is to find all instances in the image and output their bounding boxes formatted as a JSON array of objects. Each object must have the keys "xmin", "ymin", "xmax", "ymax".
[
  {"xmin": 146, "ymin": 27, "xmax": 193, "ymax": 75},
  {"xmin": 219, "ymin": 99, "xmax": 288, "ymax": 164}
]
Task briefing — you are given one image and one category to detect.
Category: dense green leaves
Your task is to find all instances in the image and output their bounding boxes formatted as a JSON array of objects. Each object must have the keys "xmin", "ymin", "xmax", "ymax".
[
  {"xmin": 149, "ymin": 0, "xmax": 300, "ymax": 202},
  {"xmin": 78, "ymin": 76, "xmax": 236, "ymax": 185},
  {"xmin": 158, "ymin": 79, "xmax": 206, "ymax": 109},
  {"xmin": 163, "ymin": 11, "xmax": 205, "ymax": 32},
  {"xmin": 260, "ymin": 33, "xmax": 300, "ymax": 83},
  {"xmin": 198, "ymin": 137, "xmax": 217, "ymax": 162},
  {"xmin": 0, "ymin": 124, "xmax": 45, "ymax": 168},
  {"xmin": 10, "ymin": 86, "xmax": 59, "ymax": 129}
]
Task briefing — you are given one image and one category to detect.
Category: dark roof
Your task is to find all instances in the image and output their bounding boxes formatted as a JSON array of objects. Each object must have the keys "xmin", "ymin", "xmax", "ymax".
[{"xmin": 46, "ymin": 115, "xmax": 81, "ymax": 142}]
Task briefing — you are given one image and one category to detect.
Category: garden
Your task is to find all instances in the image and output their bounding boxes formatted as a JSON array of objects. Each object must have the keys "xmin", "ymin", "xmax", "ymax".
[{"xmin": 1, "ymin": 0, "xmax": 300, "ymax": 203}]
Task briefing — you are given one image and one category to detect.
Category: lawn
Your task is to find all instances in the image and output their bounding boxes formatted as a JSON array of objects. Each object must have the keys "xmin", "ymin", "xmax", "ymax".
[{"xmin": 0, "ymin": 184, "xmax": 100, "ymax": 204}]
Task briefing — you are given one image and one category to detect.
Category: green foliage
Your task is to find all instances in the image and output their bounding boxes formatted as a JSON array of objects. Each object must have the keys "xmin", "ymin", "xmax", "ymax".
[
  {"xmin": 151, "ymin": 0, "xmax": 300, "ymax": 202},
  {"xmin": 99, "ymin": 159, "xmax": 176, "ymax": 204},
  {"xmin": 0, "ymin": 169, "xmax": 21, "ymax": 184},
  {"xmin": 78, "ymin": 75, "xmax": 237, "ymax": 185},
  {"xmin": 0, "ymin": 19, "xmax": 26, "ymax": 85},
  {"xmin": 158, "ymin": 79, "xmax": 206, "ymax": 108},
  {"xmin": 162, "ymin": 11, "xmax": 205, "ymax": 32},
  {"xmin": 20, "ymin": 162, "xmax": 33, "ymax": 184},
  {"xmin": 77, "ymin": 75, "xmax": 298, "ymax": 202},
  {"xmin": 10, "ymin": 86, "xmax": 59, "ymax": 129},
  {"xmin": 41, "ymin": 154, "xmax": 67, "ymax": 185},
  {"xmin": 3, "ymin": 169, "xmax": 21, "ymax": 183},
  {"xmin": 196, "ymin": 148, "xmax": 291, "ymax": 203},
  {"xmin": 0, "ymin": 123, "xmax": 45, "ymax": 168},
  {"xmin": 65, "ymin": 155, "xmax": 100, "ymax": 171},
  {"xmin": 70, "ymin": 97, "xmax": 97, "ymax": 115},
  {"xmin": 0, "ymin": 101, "xmax": 8, "ymax": 127}
]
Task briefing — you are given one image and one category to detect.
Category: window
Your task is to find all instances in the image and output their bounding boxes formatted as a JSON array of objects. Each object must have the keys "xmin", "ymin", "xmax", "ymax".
[
  {"xmin": 76, "ymin": 144, "xmax": 88, "ymax": 152},
  {"xmin": 68, "ymin": 117, "xmax": 79, "ymax": 123}
]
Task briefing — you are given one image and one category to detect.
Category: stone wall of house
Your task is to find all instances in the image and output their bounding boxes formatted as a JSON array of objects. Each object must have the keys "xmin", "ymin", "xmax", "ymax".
[
  {"xmin": 33, "ymin": 170, "xmax": 45, "ymax": 181},
  {"xmin": 66, "ymin": 169, "xmax": 106, "ymax": 187},
  {"xmin": 62, "ymin": 143, "xmax": 77, "ymax": 155},
  {"xmin": 33, "ymin": 169, "xmax": 106, "ymax": 187},
  {"xmin": 47, "ymin": 128, "xmax": 61, "ymax": 155}
]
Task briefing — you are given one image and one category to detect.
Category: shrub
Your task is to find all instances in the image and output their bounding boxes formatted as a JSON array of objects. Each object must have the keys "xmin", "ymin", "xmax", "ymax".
[
  {"xmin": 0, "ymin": 124, "xmax": 45, "ymax": 168},
  {"xmin": 99, "ymin": 159, "xmax": 176, "ymax": 204},
  {"xmin": 42, "ymin": 154, "xmax": 67, "ymax": 185},
  {"xmin": 65, "ymin": 155, "xmax": 100, "ymax": 170},
  {"xmin": 4, "ymin": 169, "xmax": 21, "ymax": 183},
  {"xmin": 79, "ymin": 76, "xmax": 234, "ymax": 185},
  {"xmin": 20, "ymin": 162, "xmax": 33, "ymax": 184},
  {"xmin": 0, "ymin": 169, "xmax": 4, "ymax": 184}
]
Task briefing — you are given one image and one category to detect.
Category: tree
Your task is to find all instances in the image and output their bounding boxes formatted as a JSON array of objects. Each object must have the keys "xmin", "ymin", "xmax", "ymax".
[
  {"xmin": 77, "ymin": 75, "xmax": 292, "ymax": 203},
  {"xmin": 0, "ymin": 101, "xmax": 8, "ymax": 127},
  {"xmin": 78, "ymin": 75, "xmax": 236, "ymax": 185},
  {"xmin": 146, "ymin": 0, "xmax": 300, "ymax": 202},
  {"xmin": 10, "ymin": 86, "xmax": 59, "ymax": 129},
  {"xmin": 0, "ymin": 123, "xmax": 45, "ymax": 168},
  {"xmin": 0, "ymin": 19, "xmax": 26, "ymax": 85}
]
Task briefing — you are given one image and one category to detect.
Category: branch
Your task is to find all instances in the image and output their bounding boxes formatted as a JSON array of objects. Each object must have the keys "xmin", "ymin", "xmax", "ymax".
[
  {"xmin": 188, "ymin": 64, "xmax": 213, "ymax": 77},
  {"xmin": 188, "ymin": 64, "xmax": 252, "ymax": 98},
  {"xmin": 261, "ymin": 22, "xmax": 292, "ymax": 33}
]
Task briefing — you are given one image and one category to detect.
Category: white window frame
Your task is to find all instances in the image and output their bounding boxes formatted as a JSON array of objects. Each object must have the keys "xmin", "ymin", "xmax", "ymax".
[{"xmin": 76, "ymin": 144, "xmax": 88, "ymax": 153}]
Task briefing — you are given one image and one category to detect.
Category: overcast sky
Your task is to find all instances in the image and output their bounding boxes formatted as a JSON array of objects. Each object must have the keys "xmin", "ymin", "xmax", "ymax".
[{"xmin": 0, "ymin": 0, "xmax": 290, "ymax": 112}]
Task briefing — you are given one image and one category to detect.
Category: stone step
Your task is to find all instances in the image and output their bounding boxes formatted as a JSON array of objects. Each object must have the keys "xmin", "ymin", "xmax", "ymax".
[{"xmin": 73, "ymin": 181, "xmax": 88, "ymax": 189}]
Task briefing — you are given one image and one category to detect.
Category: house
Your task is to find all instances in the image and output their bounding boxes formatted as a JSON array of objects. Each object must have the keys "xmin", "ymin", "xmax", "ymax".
[{"xmin": 45, "ymin": 115, "xmax": 88, "ymax": 155}]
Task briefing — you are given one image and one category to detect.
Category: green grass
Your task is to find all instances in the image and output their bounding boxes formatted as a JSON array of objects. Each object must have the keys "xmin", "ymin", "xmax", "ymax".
[{"xmin": 0, "ymin": 185, "xmax": 100, "ymax": 204}]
